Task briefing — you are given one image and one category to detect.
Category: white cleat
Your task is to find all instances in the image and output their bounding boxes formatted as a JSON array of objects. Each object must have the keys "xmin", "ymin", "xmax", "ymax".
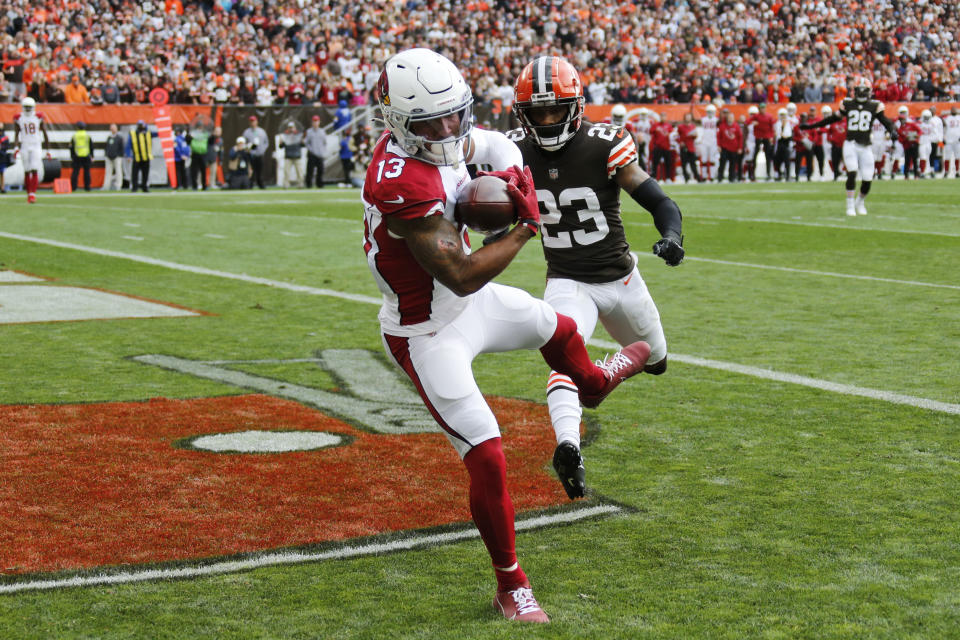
[
  {"xmin": 855, "ymin": 200, "xmax": 868, "ymax": 215},
  {"xmin": 846, "ymin": 206, "xmax": 856, "ymax": 217}
]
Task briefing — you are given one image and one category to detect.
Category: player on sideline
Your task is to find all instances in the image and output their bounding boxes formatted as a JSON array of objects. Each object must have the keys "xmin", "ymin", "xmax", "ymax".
[
  {"xmin": 13, "ymin": 97, "xmax": 49, "ymax": 204},
  {"xmin": 799, "ymin": 77, "xmax": 896, "ymax": 216},
  {"xmin": 362, "ymin": 48, "xmax": 650, "ymax": 624},
  {"xmin": 507, "ymin": 55, "xmax": 684, "ymax": 502}
]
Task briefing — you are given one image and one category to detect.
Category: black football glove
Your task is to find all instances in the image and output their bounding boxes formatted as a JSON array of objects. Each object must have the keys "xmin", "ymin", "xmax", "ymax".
[{"xmin": 652, "ymin": 235, "xmax": 684, "ymax": 266}]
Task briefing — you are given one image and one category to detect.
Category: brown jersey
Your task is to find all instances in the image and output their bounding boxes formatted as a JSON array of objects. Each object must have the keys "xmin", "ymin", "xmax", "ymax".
[{"xmin": 507, "ymin": 120, "xmax": 638, "ymax": 283}]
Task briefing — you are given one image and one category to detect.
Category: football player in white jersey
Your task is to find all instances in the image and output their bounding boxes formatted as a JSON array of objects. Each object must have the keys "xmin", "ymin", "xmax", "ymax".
[
  {"xmin": 918, "ymin": 110, "xmax": 935, "ymax": 177},
  {"xmin": 928, "ymin": 106, "xmax": 944, "ymax": 177},
  {"xmin": 13, "ymin": 97, "xmax": 49, "ymax": 203},
  {"xmin": 942, "ymin": 106, "xmax": 960, "ymax": 178},
  {"xmin": 362, "ymin": 48, "xmax": 649, "ymax": 624},
  {"xmin": 698, "ymin": 103, "xmax": 719, "ymax": 181},
  {"xmin": 743, "ymin": 105, "xmax": 758, "ymax": 181},
  {"xmin": 870, "ymin": 107, "xmax": 891, "ymax": 180}
]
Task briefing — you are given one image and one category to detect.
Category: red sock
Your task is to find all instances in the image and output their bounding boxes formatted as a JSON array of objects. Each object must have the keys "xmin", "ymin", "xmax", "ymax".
[
  {"xmin": 494, "ymin": 564, "xmax": 528, "ymax": 593},
  {"xmin": 463, "ymin": 438, "xmax": 518, "ymax": 573},
  {"xmin": 539, "ymin": 313, "xmax": 605, "ymax": 394},
  {"xmin": 29, "ymin": 173, "xmax": 37, "ymax": 193}
]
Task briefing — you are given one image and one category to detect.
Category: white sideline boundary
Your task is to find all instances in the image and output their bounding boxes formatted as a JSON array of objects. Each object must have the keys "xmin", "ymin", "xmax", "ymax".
[
  {"xmin": 0, "ymin": 230, "xmax": 957, "ymax": 417},
  {"xmin": 0, "ymin": 504, "xmax": 622, "ymax": 594}
]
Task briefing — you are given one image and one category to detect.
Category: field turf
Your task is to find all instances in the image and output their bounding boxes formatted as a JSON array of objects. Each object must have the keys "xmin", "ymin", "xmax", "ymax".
[{"xmin": 0, "ymin": 178, "xmax": 957, "ymax": 639}]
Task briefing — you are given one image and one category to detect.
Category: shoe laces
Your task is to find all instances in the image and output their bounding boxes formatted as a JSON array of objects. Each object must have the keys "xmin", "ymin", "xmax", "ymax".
[
  {"xmin": 596, "ymin": 350, "xmax": 633, "ymax": 378},
  {"xmin": 510, "ymin": 587, "xmax": 541, "ymax": 616}
]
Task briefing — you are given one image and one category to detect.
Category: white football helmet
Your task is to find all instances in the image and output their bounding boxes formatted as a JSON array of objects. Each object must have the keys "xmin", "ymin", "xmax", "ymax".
[
  {"xmin": 21, "ymin": 96, "xmax": 36, "ymax": 113},
  {"xmin": 898, "ymin": 105, "xmax": 909, "ymax": 116},
  {"xmin": 786, "ymin": 102, "xmax": 797, "ymax": 116},
  {"xmin": 921, "ymin": 109, "xmax": 931, "ymax": 121},
  {"xmin": 748, "ymin": 105, "xmax": 759, "ymax": 115},
  {"xmin": 610, "ymin": 104, "xmax": 627, "ymax": 126},
  {"xmin": 377, "ymin": 48, "xmax": 473, "ymax": 166},
  {"xmin": 705, "ymin": 104, "xmax": 717, "ymax": 115},
  {"xmin": 777, "ymin": 108, "xmax": 787, "ymax": 117},
  {"xmin": 821, "ymin": 105, "xmax": 832, "ymax": 115}
]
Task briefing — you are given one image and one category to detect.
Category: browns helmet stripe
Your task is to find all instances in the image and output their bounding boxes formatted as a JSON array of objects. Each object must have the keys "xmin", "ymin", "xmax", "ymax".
[{"xmin": 533, "ymin": 56, "xmax": 554, "ymax": 95}]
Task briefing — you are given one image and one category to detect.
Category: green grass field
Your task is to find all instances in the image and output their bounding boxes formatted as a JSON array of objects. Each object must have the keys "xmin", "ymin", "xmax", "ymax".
[{"xmin": 0, "ymin": 178, "xmax": 958, "ymax": 639}]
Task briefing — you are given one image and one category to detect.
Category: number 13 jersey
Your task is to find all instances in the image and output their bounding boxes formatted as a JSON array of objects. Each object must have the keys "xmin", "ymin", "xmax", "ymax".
[{"xmin": 508, "ymin": 120, "xmax": 638, "ymax": 283}]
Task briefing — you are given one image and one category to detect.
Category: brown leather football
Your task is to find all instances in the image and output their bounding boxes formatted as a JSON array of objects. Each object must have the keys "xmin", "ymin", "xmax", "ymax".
[{"xmin": 454, "ymin": 175, "xmax": 517, "ymax": 233}]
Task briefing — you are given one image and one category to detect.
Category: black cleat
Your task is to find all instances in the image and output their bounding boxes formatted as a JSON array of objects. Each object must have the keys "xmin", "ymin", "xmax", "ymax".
[{"xmin": 553, "ymin": 442, "xmax": 586, "ymax": 499}]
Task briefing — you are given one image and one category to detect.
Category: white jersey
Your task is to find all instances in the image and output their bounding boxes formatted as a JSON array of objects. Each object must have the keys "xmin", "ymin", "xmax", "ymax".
[
  {"xmin": 930, "ymin": 116, "xmax": 944, "ymax": 143},
  {"xmin": 944, "ymin": 114, "xmax": 960, "ymax": 144},
  {"xmin": 919, "ymin": 120, "xmax": 935, "ymax": 146},
  {"xmin": 361, "ymin": 128, "xmax": 520, "ymax": 337},
  {"xmin": 14, "ymin": 111, "xmax": 44, "ymax": 148},
  {"xmin": 699, "ymin": 115, "xmax": 719, "ymax": 145},
  {"xmin": 871, "ymin": 118, "xmax": 888, "ymax": 145},
  {"xmin": 634, "ymin": 118, "xmax": 652, "ymax": 145}
]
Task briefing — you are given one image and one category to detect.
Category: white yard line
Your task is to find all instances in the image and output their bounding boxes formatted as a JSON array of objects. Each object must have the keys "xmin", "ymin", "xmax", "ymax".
[
  {"xmin": 0, "ymin": 504, "xmax": 622, "ymax": 593},
  {"xmin": 623, "ymin": 214, "xmax": 960, "ymax": 237},
  {"xmin": 665, "ymin": 254, "xmax": 960, "ymax": 290},
  {"xmin": 588, "ymin": 338, "xmax": 960, "ymax": 416},
  {"xmin": 1, "ymin": 230, "xmax": 956, "ymax": 416}
]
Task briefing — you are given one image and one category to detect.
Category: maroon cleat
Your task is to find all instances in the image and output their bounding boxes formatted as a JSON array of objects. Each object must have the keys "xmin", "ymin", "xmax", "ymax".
[
  {"xmin": 493, "ymin": 583, "xmax": 550, "ymax": 623},
  {"xmin": 579, "ymin": 341, "xmax": 651, "ymax": 409}
]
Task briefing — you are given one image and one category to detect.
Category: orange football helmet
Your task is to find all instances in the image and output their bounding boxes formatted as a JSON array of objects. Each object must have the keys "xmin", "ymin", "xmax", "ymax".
[{"xmin": 513, "ymin": 56, "xmax": 584, "ymax": 150}]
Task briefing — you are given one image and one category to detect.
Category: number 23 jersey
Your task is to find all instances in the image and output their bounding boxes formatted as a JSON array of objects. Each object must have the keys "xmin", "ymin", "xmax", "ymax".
[{"xmin": 508, "ymin": 120, "xmax": 637, "ymax": 283}]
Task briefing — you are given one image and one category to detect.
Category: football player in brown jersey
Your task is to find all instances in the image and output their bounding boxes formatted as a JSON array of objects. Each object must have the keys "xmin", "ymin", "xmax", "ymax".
[
  {"xmin": 799, "ymin": 77, "xmax": 897, "ymax": 216},
  {"xmin": 507, "ymin": 56, "xmax": 685, "ymax": 500}
]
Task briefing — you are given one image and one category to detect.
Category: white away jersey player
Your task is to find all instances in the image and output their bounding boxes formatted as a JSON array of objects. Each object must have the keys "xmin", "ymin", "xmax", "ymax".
[
  {"xmin": 14, "ymin": 110, "xmax": 45, "ymax": 172},
  {"xmin": 361, "ymin": 128, "xmax": 521, "ymax": 337}
]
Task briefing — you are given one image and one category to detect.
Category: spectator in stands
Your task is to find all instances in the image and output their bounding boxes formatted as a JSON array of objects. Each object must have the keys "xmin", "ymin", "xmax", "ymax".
[
  {"xmin": 2, "ymin": 44, "xmax": 24, "ymax": 100},
  {"xmin": 63, "ymin": 75, "xmax": 90, "ymax": 104},
  {"xmin": 102, "ymin": 124, "xmax": 124, "ymax": 191},
  {"xmin": 69, "ymin": 121, "xmax": 92, "ymax": 192},
  {"xmin": 333, "ymin": 99, "xmax": 351, "ymax": 131},
  {"xmin": 304, "ymin": 114, "xmax": 327, "ymax": 188}
]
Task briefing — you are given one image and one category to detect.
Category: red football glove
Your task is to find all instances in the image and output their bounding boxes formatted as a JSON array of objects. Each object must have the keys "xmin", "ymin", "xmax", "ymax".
[
  {"xmin": 506, "ymin": 166, "xmax": 540, "ymax": 235},
  {"xmin": 476, "ymin": 166, "xmax": 521, "ymax": 188}
]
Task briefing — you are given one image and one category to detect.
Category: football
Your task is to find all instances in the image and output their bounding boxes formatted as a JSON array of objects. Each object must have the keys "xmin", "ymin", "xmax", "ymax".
[{"xmin": 454, "ymin": 175, "xmax": 517, "ymax": 234}]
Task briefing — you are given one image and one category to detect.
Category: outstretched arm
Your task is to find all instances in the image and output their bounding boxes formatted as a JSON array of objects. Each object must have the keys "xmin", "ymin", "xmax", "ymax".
[
  {"xmin": 615, "ymin": 161, "xmax": 684, "ymax": 266},
  {"xmin": 799, "ymin": 113, "xmax": 842, "ymax": 130},
  {"xmin": 876, "ymin": 111, "xmax": 897, "ymax": 138}
]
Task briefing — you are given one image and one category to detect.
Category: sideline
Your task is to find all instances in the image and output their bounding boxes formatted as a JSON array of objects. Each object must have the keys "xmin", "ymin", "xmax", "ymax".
[{"xmin": 0, "ymin": 504, "xmax": 622, "ymax": 593}]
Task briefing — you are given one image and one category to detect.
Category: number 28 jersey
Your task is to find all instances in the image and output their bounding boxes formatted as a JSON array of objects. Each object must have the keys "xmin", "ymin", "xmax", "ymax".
[
  {"xmin": 507, "ymin": 121, "xmax": 637, "ymax": 283},
  {"xmin": 839, "ymin": 98, "xmax": 884, "ymax": 146}
]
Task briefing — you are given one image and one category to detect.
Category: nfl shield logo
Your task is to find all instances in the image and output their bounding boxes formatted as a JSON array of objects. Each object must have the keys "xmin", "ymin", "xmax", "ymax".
[{"xmin": 548, "ymin": 168, "xmax": 559, "ymax": 180}]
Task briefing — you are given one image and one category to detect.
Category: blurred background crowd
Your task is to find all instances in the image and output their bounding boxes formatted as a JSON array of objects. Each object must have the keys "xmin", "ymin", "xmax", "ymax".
[{"xmin": 1, "ymin": 0, "xmax": 958, "ymax": 108}]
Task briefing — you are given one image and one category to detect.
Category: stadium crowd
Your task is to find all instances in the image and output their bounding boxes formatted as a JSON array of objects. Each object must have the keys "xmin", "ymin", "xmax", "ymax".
[{"xmin": 1, "ymin": 0, "xmax": 958, "ymax": 107}]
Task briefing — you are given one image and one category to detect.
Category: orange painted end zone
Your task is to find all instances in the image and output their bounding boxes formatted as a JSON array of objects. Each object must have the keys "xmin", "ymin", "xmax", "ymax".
[{"xmin": 0, "ymin": 394, "xmax": 567, "ymax": 575}]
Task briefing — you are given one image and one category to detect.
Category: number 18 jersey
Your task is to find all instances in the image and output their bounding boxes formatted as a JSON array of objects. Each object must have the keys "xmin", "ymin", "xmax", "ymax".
[{"xmin": 508, "ymin": 121, "xmax": 637, "ymax": 283}]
